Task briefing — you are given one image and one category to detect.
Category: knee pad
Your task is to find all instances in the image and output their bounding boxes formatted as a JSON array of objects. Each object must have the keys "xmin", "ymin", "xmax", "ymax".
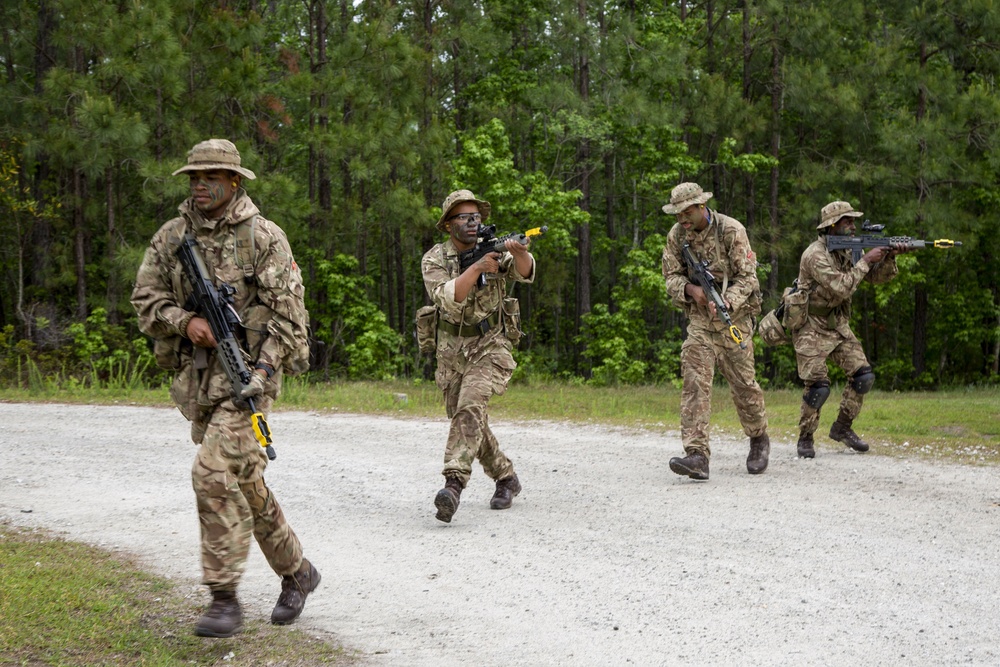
[
  {"xmin": 851, "ymin": 366, "xmax": 875, "ymax": 394},
  {"xmin": 804, "ymin": 380, "xmax": 831, "ymax": 409}
]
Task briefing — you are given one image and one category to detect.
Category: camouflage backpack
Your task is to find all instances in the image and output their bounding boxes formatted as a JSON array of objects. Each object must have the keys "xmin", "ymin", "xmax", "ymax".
[{"xmin": 231, "ymin": 216, "xmax": 311, "ymax": 376}]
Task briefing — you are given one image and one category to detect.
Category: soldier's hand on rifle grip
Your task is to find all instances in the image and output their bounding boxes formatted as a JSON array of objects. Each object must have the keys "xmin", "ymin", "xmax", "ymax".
[
  {"xmin": 475, "ymin": 251, "xmax": 502, "ymax": 275},
  {"xmin": 185, "ymin": 316, "xmax": 218, "ymax": 348},
  {"xmin": 685, "ymin": 283, "xmax": 709, "ymax": 307},
  {"xmin": 861, "ymin": 246, "xmax": 890, "ymax": 264}
]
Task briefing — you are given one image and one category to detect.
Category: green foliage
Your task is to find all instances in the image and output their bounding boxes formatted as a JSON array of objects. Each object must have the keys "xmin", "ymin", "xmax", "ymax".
[
  {"xmin": 2, "ymin": 0, "xmax": 1000, "ymax": 387},
  {"xmin": 0, "ymin": 524, "xmax": 347, "ymax": 665},
  {"xmin": 66, "ymin": 308, "xmax": 158, "ymax": 390},
  {"xmin": 577, "ymin": 234, "xmax": 679, "ymax": 386},
  {"xmin": 308, "ymin": 253, "xmax": 403, "ymax": 380}
]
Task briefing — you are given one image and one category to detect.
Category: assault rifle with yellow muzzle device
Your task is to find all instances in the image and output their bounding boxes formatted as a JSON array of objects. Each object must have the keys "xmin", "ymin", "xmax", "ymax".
[
  {"xmin": 459, "ymin": 224, "xmax": 548, "ymax": 288},
  {"xmin": 826, "ymin": 220, "xmax": 962, "ymax": 264},
  {"xmin": 681, "ymin": 242, "xmax": 747, "ymax": 349},
  {"xmin": 176, "ymin": 233, "xmax": 276, "ymax": 461}
]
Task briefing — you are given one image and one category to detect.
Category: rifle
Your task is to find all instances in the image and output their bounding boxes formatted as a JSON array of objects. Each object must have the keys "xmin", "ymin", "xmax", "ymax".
[
  {"xmin": 680, "ymin": 242, "xmax": 747, "ymax": 349},
  {"xmin": 826, "ymin": 220, "xmax": 962, "ymax": 264},
  {"xmin": 458, "ymin": 224, "xmax": 548, "ymax": 288},
  {"xmin": 176, "ymin": 233, "xmax": 276, "ymax": 461}
]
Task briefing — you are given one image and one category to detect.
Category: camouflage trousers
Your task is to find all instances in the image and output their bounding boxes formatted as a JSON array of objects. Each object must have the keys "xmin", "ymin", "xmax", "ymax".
[
  {"xmin": 190, "ymin": 400, "xmax": 303, "ymax": 592},
  {"xmin": 437, "ymin": 347, "xmax": 516, "ymax": 488},
  {"xmin": 679, "ymin": 322, "xmax": 768, "ymax": 458},
  {"xmin": 793, "ymin": 317, "xmax": 869, "ymax": 436}
]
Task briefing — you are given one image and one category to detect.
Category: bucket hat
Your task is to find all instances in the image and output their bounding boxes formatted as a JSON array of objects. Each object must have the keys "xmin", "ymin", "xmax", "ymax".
[
  {"xmin": 172, "ymin": 139, "xmax": 256, "ymax": 180},
  {"xmin": 818, "ymin": 200, "xmax": 863, "ymax": 229},
  {"xmin": 436, "ymin": 189, "xmax": 491, "ymax": 232},
  {"xmin": 662, "ymin": 182, "xmax": 713, "ymax": 215}
]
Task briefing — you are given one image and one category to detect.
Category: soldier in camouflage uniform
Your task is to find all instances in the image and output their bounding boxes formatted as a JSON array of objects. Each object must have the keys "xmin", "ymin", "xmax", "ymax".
[
  {"xmin": 421, "ymin": 190, "xmax": 535, "ymax": 523},
  {"xmin": 131, "ymin": 139, "xmax": 319, "ymax": 638},
  {"xmin": 661, "ymin": 183, "xmax": 770, "ymax": 480},
  {"xmin": 792, "ymin": 200, "xmax": 911, "ymax": 458}
]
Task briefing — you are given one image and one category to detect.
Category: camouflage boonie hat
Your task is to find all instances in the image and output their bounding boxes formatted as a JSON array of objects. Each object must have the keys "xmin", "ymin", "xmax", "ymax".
[
  {"xmin": 662, "ymin": 182, "xmax": 713, "ymax": 214},
  {"xmin": 172, "ymin": 139, "xmax": 256, "ymax": 180},
  {"xmin": 436, "ymin": 189, "xmax": 491, "ymax": 232},
  {"xmin": 818, "ymin": 200, "xmax": 863, "ymax": 229}
]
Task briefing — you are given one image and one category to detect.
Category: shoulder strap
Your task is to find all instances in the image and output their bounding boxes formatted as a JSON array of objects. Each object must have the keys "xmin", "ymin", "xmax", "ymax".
[
  {"xmin": 712, "ymin": 213, "xmax": 729, "ymax": 295},
  {"xmin": 234, "ymin": 215, "xmax": 258, "ymax": 281}
]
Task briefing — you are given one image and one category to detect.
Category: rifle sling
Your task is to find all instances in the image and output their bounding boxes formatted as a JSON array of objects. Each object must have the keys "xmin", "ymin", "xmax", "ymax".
[{"xmin": 438, "ymin": 311, "xmax": 500, "ymax": 337}]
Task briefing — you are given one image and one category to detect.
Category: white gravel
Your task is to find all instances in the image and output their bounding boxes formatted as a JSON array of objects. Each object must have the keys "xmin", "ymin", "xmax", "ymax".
[{"xmin": 2, "ymin": 402, "xmax": 998, "ymax": 666}]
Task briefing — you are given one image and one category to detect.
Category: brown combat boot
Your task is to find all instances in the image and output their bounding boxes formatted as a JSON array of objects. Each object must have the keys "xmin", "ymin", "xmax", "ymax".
[
  {"xmin": 490, "ymin": 474, "xmax": 522, "ymax": 510},
  {"xmin": 829, "ymin": 411, "xmax": 869, "ymax": 452},
  {"xmin": 746, "ymin": 434, "xmax": 770, "ymax": 474},
  {"xmin": 434, "ymin": 475, "xmax": 463, "ymax": 523},
  {"xmin": 668, "ymin": 451, "xmax": 709, "ymax": 480},
  {"xmin": 271, "ymin": 558, "xmax": 321, "ymax": 625},
  {"xmin": 195, "ymin": 590, "xmax": 243, "ymax": 638},
  {"xmin": 797, "ymin": 432, "xmax": 816, "ymax": 458}
]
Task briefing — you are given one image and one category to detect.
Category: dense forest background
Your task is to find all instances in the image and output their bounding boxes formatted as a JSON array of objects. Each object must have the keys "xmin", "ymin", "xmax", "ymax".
[{"xmin": 2, "ymin": 0, "xmax": 999, "ymax": 389}]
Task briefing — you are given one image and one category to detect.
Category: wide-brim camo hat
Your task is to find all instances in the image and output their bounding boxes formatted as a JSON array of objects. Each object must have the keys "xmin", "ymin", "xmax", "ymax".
[
  {"xmin": 818, "ymin": 200, "xmax": 863, "ymax": 229},
  {"xmin": 436, "ymin": 189, "xmax": 491, "ymax": 232},
  {"xmin": 661, "ymin": 182, "xmax": 713, "ymax": 215},
  {"xmin": 171, "ymin": 139, "xmax": 256, "ymax": 180}
]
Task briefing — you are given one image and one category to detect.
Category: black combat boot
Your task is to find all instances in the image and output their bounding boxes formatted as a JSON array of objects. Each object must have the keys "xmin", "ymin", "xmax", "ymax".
[
  {"xmin": 746, "ymin": 434, "xmax": 770, "ymax": 474},
  {"xmin": 271, "ymin": 558, "xmax": 322, "ymax": 625},
  {"xmin": 490, "ymin": 474, "xmax": 522, "ymax": 510},
  {"xmin": 434, "ymin": 475, "xmax": 464, "ymax": 523},
  {"xmin": 829, "ymin": 411, "xmax": 869, "ymax": 452},
  {"xmin": 195, "ymin": 590, "xmax": 243, "ymax": 638},
  {"xmin": 797, "ymin": 432, "xmax": 816, "ymax": 458},
  {"xmin": 668, "ymin": 451, "xmax": 710, "ymax": 480}
]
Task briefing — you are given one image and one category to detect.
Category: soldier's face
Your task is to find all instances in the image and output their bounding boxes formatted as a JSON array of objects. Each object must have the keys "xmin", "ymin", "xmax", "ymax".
[
  {"xmin": 189, "ymin": 169, "xmax": 238, "ymax": 218},
  {"xmin": 447, "ymin": 202, "xmax": 482, "ymax": 249},
  {"xmin": 677, "ymin": 204, "xmax": 708, "ymax": 231},
  {"xmin": 831, "ymin": 217, "xmax": 856, "ymax": 236}
]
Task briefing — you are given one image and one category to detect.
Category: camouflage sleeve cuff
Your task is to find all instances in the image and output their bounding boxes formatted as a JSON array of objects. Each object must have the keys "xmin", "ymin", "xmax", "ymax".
[{"xmin": 176, "ymin": 310, "xmax": 197, "ymax": 338}]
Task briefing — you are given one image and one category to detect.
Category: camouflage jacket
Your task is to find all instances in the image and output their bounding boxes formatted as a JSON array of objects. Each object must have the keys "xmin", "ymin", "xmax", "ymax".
[
  {"xmin": 662, "ymin": 210, "xmax": 762, "ymax": 332},
  {"xmin": 421, "ymin": 238, "xmax": 535, "ymax": 381},
  {"xmin": 131, "ymin": 193, "xmax": 308, "ymax": 417},
  {"xmin": 796, "ymin": 236, "xmax": 897, "ymax": 333}
]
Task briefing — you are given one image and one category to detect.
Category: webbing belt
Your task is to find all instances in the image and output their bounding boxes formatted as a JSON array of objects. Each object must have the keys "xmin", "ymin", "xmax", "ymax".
[{"xmin": 437, "ymin": 311, "xmax": 499, "ymax": 337}]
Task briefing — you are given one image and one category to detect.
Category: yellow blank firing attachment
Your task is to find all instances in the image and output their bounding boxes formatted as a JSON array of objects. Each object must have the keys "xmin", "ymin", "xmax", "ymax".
[
  {"xmin": 524, "ymin": 226, "xmax": 548, "ymax": 238},
  {"xmin": 251, "ymin": 412, "xmax": 276, "ymax": 461},
  {"xmin": 729, "ymin": 325, "xmax": 747, "ymax": 350},
  {"xmin": 933, "ymin": 239, "xmax": 961, "ymax": 248}
]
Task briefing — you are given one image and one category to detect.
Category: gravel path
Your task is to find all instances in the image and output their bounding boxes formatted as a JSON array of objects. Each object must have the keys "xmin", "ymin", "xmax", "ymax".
[{"xmin": 2, "ymin": 402, "xmax": 998, "ymax": 666}]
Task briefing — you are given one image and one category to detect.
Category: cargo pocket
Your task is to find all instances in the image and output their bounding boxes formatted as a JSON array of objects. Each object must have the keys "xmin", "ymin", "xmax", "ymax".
[
  {"xmin": 153, "ymin": 335, "xmax": 182, "ymax": 370},
  {"xmin": 501, "ymin": 297, "xmax": 523, "ymax": 346},
  {"xmin": 490, "ymin": 350, "xmax": 516, "ymax": 396},
  {"xmin": 415, "ymin": 305, "xmax": 439, "ymax": 355},
  {"xmin": 782, "ymin": 286, "xmax": 810, "ymax": 332}
]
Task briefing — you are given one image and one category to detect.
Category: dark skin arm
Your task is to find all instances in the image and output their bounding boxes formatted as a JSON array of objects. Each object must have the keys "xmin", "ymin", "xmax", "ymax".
[
  {"xmin": 453, "ymin": 239, "xmax": 532, "ymax": 303},
  {"xmin": 186, "ymin": 318, "xmax": 266, "ymax": 379}
]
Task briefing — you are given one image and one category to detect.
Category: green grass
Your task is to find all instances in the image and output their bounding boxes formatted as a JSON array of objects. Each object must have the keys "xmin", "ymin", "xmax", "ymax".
[
  {"xmin": 2, "ymin": 379, "xmax": 997, "ymax": 464},
  {"xmin": 0, "ymin": 524, "xmax": 350, "ymax": 666}
]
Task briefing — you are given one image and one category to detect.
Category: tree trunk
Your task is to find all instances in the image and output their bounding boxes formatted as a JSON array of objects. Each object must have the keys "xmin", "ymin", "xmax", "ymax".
[
  {"xmin": 104, "ymin": 166, "xmax": 119, "ymax": 322},
  {"xmin": 742, "ymin": 0, "xmax": 755, "ymax": 231},
  {"xmin": 574, "ymin": 0, "xmax": 592, "ymax": 341},
  {"xmin": 765, "ymin": 16, "xmax": 782, "ymax": 381},
  {"xmin": 73, "ymin": 168, "xmax": 87, "ymax": 319},
  {"xmin": 912, "ymin": 41, "xmax": 929, "ymax": 378}
]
